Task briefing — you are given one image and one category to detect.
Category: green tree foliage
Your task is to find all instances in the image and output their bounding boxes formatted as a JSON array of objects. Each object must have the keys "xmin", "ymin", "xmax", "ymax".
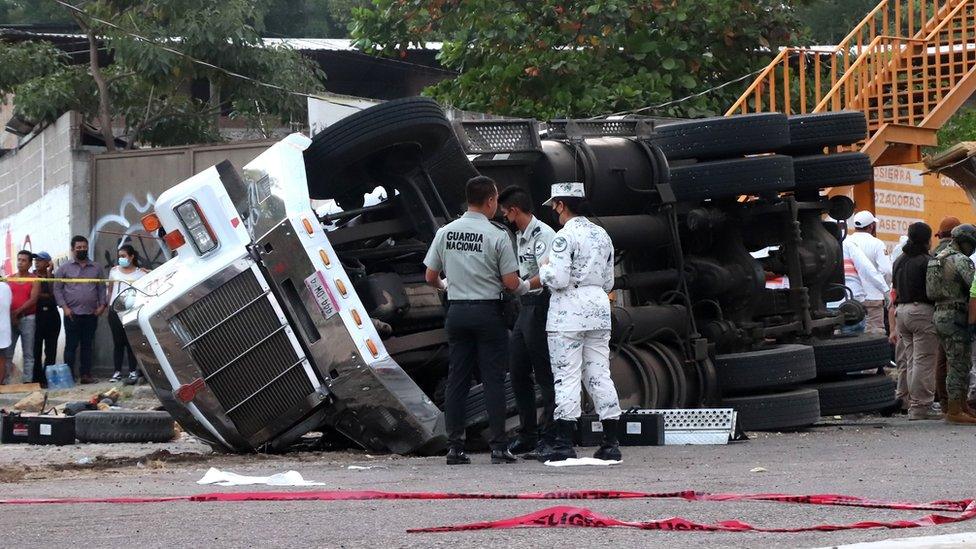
[
  {"xmin": 794, "ymin": 0, "xmax": 879, "ymax": 45},
  {"xmin": 264, "ymin": 0, "xmax": 371, "ymax": 38},
  {"xmin": 0, "ymin": 0, "xmax": 72, "ymax": 25},
  {"xmin": 351, "ymin": 0, "xmax": 803, "ymax": 118},
  {"xmin": 0, "ymin": 0, "xmax": 325, "ymax": 148}
]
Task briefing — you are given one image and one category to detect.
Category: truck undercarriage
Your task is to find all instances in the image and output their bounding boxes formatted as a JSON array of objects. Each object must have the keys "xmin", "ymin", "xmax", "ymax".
[{"xmin": 120, "ymin": 98, "xmax": 893, "ymax": 454}]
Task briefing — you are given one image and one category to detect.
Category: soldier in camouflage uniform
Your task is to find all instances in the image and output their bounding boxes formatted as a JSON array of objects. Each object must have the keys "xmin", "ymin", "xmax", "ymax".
[
  {"xmin": 930, "ymin": 223, "xmax": 976, "ymax": 424},
  {"xmin": 537, "ymin": 182, "xmax": 622, "ymax": 462},
  {"xmin": 933, "ymin": 216, "xmax": 961, "ymax": 410}
]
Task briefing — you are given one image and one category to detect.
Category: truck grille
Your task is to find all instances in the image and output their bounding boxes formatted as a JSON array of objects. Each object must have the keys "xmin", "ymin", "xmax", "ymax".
[{"xmin": 170, "ymin": 269, "xmax": 315, "ymax": 440}]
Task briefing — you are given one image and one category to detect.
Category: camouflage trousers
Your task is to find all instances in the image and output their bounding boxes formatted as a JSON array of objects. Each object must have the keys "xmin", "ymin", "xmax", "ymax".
[
  {"xmin": 547, "ymin": 330, "xmax": 621, "ymax": 421},
  {"xmin": 933, "ymin": 307, "xmax": 973, "ymax": 401}
]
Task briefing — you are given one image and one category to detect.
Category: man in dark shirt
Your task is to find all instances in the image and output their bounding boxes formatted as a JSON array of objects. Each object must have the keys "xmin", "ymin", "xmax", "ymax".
[
  {"xmin": 32, "ymin": 252, "xmax": 60, "ymax": 386},
  {"xmin": 53, "ymin": 236, "xmax": 106, "ymax": 384},
  {"xmin": 891, "ymin": 222, "xmax": 940, "ymax": 421}
]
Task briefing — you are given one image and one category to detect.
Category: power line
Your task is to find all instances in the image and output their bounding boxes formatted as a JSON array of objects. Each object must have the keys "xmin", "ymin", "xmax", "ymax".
[{"xmin": 52, "ymin": 0, "xmax": 359, "ymax": 109}]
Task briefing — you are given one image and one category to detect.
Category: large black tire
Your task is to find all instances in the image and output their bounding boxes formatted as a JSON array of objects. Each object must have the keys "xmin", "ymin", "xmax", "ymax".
[
  {"xmin": 669, "ymin": 155, "xmax": 795, "ymax": 202},
  {"xmin": 810, "ymin": 335, "xmax": 892, "ymax": 378},
  {"xmin": 806, "ymin": 374, "xmax": 897, "ymax": 416},
  {"xmin": 715, "ymin": 344, "xmax": 817, "ymax": 395},
  {"xmin": 782, "ymin": 111, "xmax": 868, "ymax": 154},
  {"xmin": 652, "ymin": 113, "xmax": 790, "ymax": 161},
  {"xmin": 304, "ymin": 97, "xmax": 454, "ymax": 199},
  {"xmin": 792, "ymin": 152, "xmax": 873, "ymax": 192},
  {"xmin": 464, "ymin": 377, "xmax": 520, "ymax": 428},
  {"xmin": 720, "ymin": 388, "xmax": 822, "ymax": 431},
  {"xmin": 425, "ymin": 134, "xmax": 479, "ymax": 216},
  {"xmin": 75, "ymin": 411, "xmax": 176, "ymax": 443}
]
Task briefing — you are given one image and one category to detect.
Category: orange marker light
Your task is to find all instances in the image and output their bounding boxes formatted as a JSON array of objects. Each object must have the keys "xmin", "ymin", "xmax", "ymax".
[
  {"xmin": 365, "ymin": 338, "xmax": 379, "ymax": 358},
  {"xmin": 302, "ymin": 218, "xmax": 314, "ymax": 235},
  {"xmin": 163, "ymin": 230, "xmax": 186, "ymax": 250},
  {"xmin": 351, "ymin": 309, "xmax": 363, "ymax": 327},
  {"xmin": 141, "ymin": 213, "xmax": 161, "ymax": 232},
  {"xmin": 318, "ymin": 249, "xmax": 332, "ymax": 267},
  {"xmin": 335, "ymin": 279, "xmax": 347, "ymax": 297}
]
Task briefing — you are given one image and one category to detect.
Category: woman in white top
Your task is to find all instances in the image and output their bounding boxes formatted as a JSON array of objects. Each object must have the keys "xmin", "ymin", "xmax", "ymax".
[
  {"xmin": 0, "ymin": 282, "xmax": 11, "ymax": 384},
  {"xmin": 107, "ymin": 245, "xmax": 149, "ymax": 383}
]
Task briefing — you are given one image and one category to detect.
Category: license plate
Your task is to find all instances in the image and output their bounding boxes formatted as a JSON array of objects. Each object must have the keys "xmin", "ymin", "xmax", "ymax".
[{"xmin": 305, "ymin": 272, "xmax": 339, "ymax": 320}]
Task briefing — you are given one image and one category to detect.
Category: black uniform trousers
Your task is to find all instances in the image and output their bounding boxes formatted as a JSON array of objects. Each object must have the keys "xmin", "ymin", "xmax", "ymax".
[
  {"xmin": 31, "ymin": 305, "xmax": 61, "ymax": 385},
  {"xmin": 444, "ymin": 301, "xmax": 509, "ymax": 451},
  {"xmin": 509, "ymin": 293, "xmax": 555, "ymax": 439}
]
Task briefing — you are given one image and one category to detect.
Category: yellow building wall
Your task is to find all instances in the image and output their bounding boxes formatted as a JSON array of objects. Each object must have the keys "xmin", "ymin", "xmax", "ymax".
[{"xmin": 870, "ymin": 164, "xmax": 974, "ymax": 251}]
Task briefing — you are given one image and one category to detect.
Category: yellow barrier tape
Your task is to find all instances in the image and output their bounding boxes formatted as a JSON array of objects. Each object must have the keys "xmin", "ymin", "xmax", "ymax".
[{"xmin": 1, "ymin": 277, "xmax": 112, "ymax": 284}]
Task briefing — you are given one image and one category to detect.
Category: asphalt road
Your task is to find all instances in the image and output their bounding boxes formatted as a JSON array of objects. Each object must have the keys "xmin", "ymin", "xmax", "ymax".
[{"xmin": 2, "ymin": 416, "xmax": 976, "ymax": 548}]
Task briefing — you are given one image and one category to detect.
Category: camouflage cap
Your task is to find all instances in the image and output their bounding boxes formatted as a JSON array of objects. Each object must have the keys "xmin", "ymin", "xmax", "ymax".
[
  {"xmin": 542, "ymin": 182, "xmax": 585, "ymax": 206},
  {"xmin": 950, "ymin": 223, "xmax": 976, "ymax": 247}
]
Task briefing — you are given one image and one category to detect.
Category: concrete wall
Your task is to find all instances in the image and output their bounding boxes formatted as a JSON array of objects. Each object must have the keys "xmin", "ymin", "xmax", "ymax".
[{"xmin": 0, "ymin": 111, "xmax": 91, "ymax": 379}]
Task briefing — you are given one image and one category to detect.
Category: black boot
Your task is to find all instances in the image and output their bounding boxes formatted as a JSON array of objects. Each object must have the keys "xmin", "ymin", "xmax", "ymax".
[
  {"xmin": 593, "ymin": 419, "xmax": 622, "ymax": 461},
  {"xmin": 446, "ymin": 447, "xmax": 470, "ymax": 465},
  {"xmin": 491, "ymin": 449, "xmax": 518, "ymax": 464},
  {"xmin": 522, "ymin": 424, "xmax": 551, "ymax": 461},
  {"xmin": 507, "ymin": 434, "xmax": 537, "ymax": 455},
  {"xmin": 537, "ymin": 419, "xmax": 577, "ymax": 462}
]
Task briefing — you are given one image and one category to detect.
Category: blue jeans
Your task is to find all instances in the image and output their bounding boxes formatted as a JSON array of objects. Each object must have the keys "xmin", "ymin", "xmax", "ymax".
[{"xmin": 840, "ymin": 318, "xmax": 866, "ymax": 335}]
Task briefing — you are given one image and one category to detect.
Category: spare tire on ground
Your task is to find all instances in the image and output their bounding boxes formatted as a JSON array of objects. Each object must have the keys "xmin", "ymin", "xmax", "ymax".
[
  {"xmin": 720, "ymin": 388, "xmax": 821, "ymax": 431},
  {"xmin": 668, "ymin": 155, "xmax": 795, "ymax": 202},
  {"xmin": 304, "ymin": 97, "xmax": 454, "ymax": 200},
  {"xmin": 714, "ymin": 344, "xmax": 817, "ymax": 395},
  {"xmin": 791, "ymin": 152, "xmax": 873, "ymax": 192},
  {"xmin": 806, "ymin": 374, "xmax": 897, "ymax": 416},
  {"xmin": 652, "ymin": 113, "xmax": 790, "ymax": 161},
  {"xmin": 75, "ymin": 410, "xmax": 176, "ymax": 443},
  {"xmin": 782, "ymin": 111, "xmax": 868, "ymax": 154},
  {"xmin": 810, "ymin": 334, "xmax": 892, "ymax": 378}
]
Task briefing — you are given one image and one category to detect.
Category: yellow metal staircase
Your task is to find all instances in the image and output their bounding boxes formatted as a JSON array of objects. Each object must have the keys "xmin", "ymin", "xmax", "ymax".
[{"xmin": 726, "ymin": 0, "xmax": 976, "ymax": 167}]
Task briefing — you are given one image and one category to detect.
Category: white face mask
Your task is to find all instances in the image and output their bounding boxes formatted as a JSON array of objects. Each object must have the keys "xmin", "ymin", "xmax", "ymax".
[{"xmin": 118, "ymin": 257, "xmax": 131, "ymax": 268}]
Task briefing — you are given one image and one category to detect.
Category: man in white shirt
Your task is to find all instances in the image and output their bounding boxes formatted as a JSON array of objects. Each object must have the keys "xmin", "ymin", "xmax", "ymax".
[{"xmin": 847, "ymin": 211, "xmax": 893, "ymax": 334}]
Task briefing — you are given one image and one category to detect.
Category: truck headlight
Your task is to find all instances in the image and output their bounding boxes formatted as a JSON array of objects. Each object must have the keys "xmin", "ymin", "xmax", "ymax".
[{"xmin": 175, "ymin": 200, "xmax": 218, "ymax": 254}]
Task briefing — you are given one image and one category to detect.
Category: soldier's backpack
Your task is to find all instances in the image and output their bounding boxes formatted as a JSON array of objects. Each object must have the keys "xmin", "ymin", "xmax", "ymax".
[{"xmin": 926, "ymin": 248, "xmax": 961, "ymax": 302}]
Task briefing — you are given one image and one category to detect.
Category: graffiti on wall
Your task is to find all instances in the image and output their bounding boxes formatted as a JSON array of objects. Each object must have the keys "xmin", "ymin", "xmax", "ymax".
[
  {"xmin": 0, "ymin": 185, "xmax": 72, "ymax": 275},
  {"xmin": 90, "ymin": 193, "xmax": 171, "ymax": 269}
]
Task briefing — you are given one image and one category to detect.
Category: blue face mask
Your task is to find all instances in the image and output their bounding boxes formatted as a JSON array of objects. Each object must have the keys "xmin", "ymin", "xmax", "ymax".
[{"xmin": 118, "ymin": 257, "xmax": 131, "ymax": 268}]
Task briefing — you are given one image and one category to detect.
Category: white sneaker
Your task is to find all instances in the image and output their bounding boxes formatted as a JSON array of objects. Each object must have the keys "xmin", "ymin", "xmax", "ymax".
[{"xmin": 109, "ymin": 372, "xmax": 123, "ymax": 383}]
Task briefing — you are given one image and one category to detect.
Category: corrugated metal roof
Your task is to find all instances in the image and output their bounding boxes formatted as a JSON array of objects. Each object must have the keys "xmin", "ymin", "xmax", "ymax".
[{"xmin": 0, "ymin": 30, "xmax": 442, "ymax": 51}]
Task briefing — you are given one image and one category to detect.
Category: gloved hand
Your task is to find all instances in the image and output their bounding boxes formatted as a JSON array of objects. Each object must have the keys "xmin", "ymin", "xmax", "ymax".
[{"xmin": 513, "ymin": 278, "xmax": 531, "ymax": 296}]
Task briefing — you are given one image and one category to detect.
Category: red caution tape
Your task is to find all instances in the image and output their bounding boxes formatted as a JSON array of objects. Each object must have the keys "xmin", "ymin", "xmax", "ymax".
[
  {"xmin": 2, "ymin": 489, "xmax": 975, "ymax": 534},
  {"xmin": 409, "ymin": 501, "xmax": 976, "ymax": 534}
]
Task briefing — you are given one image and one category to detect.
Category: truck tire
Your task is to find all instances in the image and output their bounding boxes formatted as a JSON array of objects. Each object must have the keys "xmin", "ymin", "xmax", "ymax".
[
  {"xmin": 792, "ymin": 152, "xmax": 873, "ymax": 192},
  {"xmin": 720, "ymin": 388, "xmax": 821, "ymax": 431},
  {"xmin": 715, "ymin": 344, "xmax": 817, "ymax": 395},
  {"xmin": 425, "ymin": 135, "xmax": 479, "ymax": 215},
  {"xmin": 305, "ymin": 97, "xmax": 454, "ymax": 199},
  {"xmin": 652, "ymin": 113, "xmax": 790, "ymax": 161},
  {"xmin": 669, "ymin": 155, "xmax": 795, "ymax": 202},
  {"xmin": 811, "ymin": 334, "xmax": 892, "ymax": 378},
  {"xmin": 75, "ymin": 410, "xmax": 176, "ymax": 443},
  {"xmin": 782, "ymin": 111, "xmax": 868, "ymax": 154},
  {"xmin": 806, "ymin": 374, "xmax": 897, "ymax": 416},
  {"xmin": 464, "ymin": 377, "xmax": 520, "ymax": 428}
]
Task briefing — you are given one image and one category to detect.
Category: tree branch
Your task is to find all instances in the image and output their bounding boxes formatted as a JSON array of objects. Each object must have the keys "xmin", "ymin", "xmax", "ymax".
[{"xmin": 71, "ymin": 11, "xmax": 116, "ymax": 152}]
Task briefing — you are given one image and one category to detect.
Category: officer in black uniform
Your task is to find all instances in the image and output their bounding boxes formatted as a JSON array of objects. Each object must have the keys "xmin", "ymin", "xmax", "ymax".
[
  {"xmin": 498, "ymin": 186, "xmax": 557, "ymax": 459},
  {"xmin": 424, "ymin": 176, "xmax": 529, "ymax": 465}
]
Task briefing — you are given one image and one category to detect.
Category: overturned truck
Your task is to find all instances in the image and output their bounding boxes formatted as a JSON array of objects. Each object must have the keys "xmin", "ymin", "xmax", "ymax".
[{"xmin": 117, "ymin": 98, "xmax": 895, "ymax": 454}]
